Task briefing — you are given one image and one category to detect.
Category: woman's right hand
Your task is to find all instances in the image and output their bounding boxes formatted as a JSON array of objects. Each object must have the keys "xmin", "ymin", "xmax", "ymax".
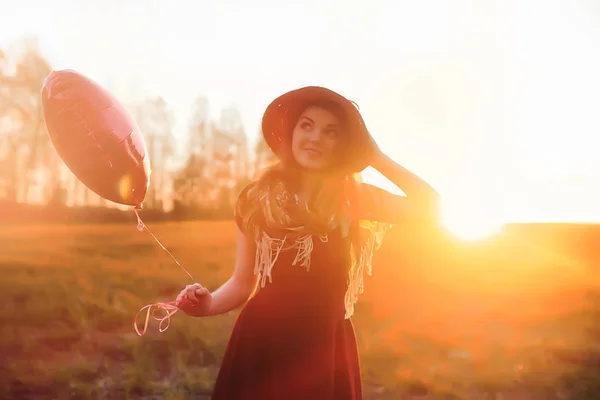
[{"xmin": 176, "ymin": 283, "xmax": 212, "ymax": 317}]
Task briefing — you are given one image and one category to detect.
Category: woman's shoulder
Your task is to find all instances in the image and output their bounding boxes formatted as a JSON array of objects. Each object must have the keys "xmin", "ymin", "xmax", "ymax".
[
  {"xmin": 237, "ymin": 180, "xmax": 260, "ymax": 200},
  {"xmin": 234, "ymin": 180, "xmax": 263, "ymax": 234}
]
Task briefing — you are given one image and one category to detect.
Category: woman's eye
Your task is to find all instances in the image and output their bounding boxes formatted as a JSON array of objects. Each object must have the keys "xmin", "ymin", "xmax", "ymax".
[
  {"xmin": 325, "ymin": 130, "xmax": 338, "ymax": 138},
  {"xmin": 301, "ymin": 122, "xmax": 312, "ymax": 130}
]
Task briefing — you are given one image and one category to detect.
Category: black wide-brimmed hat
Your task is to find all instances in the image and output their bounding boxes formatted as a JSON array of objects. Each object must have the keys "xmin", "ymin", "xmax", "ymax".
[{"xmin": 261, "ymin": 86, "xmax": 373, "ymax": 173}]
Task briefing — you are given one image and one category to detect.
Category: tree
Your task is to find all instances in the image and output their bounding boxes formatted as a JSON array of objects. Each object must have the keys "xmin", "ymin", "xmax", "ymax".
[
  {"xmin": 173, "ymin": 103, "xmax": 252, "ymax": 216},
  {"xmin": 0, "ymin": 38, "xmax": 55, "ymax": 204},
  {"xmin": 212, "ymin": 106, "xmax": 250, "ymax": 210},
  {"xmin": 133, "ymin": 96, "xmax": 176, "ymax": 210},
  {"xmin": 172, "ymin": 96, "xmax": 211, "ymax": 210},
  {"xmin": 253, "ymin": 127, "xmax": 277, "ymax": 178},
  {"xmin": 172, "ymin": 153, "xmax": 207, "ymax": 209},
  {"xmin": 187, "ymin": 96, "xmax": 210, "ymax": 157}
]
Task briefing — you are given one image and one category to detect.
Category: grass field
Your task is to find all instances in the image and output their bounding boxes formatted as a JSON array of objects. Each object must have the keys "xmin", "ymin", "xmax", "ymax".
[{"xmin": 2, "ymin": 220, "xmax": 600, "ymax": 399}]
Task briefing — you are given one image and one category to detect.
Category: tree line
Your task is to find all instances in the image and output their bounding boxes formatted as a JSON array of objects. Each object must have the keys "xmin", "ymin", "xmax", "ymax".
[{"xmin": 0, "ymin": 38, "xmax": 278, "ymax": 223}]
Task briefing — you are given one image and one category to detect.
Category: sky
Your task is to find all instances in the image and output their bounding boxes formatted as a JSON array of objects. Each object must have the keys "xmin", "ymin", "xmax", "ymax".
[{"xmin": 2, "ymin": 0, "xmax": 600, "ymax": 232}]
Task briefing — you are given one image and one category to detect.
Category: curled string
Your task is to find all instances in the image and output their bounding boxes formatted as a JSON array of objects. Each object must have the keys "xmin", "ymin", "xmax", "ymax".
[
  {"xmin": 133, "ymin": 208, "xmax": 194, "ymax": 336},
  {"xmin": 133, "ymin": 301, "xmax": 179, "ymax": 336}
]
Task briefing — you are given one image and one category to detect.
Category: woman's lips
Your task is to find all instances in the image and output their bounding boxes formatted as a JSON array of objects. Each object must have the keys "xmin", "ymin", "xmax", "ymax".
[{"xmin": 303, "ymin": 147, "xmax": 322, "ymax": 156}]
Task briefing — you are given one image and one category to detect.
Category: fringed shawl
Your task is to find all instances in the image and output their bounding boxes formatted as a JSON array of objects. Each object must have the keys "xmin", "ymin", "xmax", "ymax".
[{"xmin": 236, "ymin": 179, "xmax": 388, "ymax": 319}]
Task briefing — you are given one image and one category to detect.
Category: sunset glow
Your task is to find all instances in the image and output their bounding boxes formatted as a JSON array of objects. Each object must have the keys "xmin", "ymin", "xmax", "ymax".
[
  {"xmin": 441, "ymin": 203, "xmax": 504, "ymax": 241},
  {"xmin": 2, "ymin": 0, "xmax": 599, "ymax": 226}
]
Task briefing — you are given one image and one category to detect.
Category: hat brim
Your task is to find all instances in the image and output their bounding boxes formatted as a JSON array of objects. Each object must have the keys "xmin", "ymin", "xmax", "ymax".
[{"xmin": 261, "ymin": 86, "xmax": 372, "ymax": 173}]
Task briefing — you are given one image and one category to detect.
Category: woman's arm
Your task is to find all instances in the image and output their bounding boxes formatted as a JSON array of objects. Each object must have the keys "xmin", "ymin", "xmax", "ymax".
[
  {"xmin": 205, "ymin": 227, "xmax": 258, "ymax": 315},
  {"xmin": 371, "ymin": 152, "xmax": 440, "ymax": 208},
  {"xmin": 177, "ymin": 226, "xmax": 258, "ymax": 317},
  {"xmin": 357, "ymin": 151, "xmax": 441, "ymax": 224}
]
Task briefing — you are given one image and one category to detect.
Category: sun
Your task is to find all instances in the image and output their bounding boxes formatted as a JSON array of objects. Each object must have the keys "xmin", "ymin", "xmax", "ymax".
[
  {"xmin": 441, "ymin": 200, "xmax": 504, "ymax": 241},
  {"xmin": 442, "ymin": 213, "xmax": 504, "ymax": 241}
]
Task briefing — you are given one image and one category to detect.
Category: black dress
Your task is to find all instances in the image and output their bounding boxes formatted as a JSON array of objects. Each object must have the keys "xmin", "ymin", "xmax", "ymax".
[{"xmin": 211, "ymin": 217, "xmax": 363, "ymax": 399}]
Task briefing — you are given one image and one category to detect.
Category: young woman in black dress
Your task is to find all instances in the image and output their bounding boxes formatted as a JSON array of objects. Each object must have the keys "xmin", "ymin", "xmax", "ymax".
[{"xmin": 176, "ymin": 86, "xmax": 440, "ymax": 399}]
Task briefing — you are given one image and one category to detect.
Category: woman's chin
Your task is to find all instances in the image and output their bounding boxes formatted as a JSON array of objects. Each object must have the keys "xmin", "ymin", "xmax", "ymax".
[
  {"xmin": 295, "ymin": 158, "xmax": 328, "ymax": 171},
  {"xmin": 301, "ymin": 166, "xmax": 333, "ymax": 176}
]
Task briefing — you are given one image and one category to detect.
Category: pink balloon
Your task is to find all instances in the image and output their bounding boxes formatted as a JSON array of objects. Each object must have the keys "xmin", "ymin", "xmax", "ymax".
[{"xmin": 41, "ymin": 69, "xmax": 151, "ymax": 208}]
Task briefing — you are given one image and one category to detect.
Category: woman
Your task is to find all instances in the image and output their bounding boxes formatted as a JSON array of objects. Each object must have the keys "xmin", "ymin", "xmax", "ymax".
[{"xmin": 176, "ymin": 86, "xmax": 440, "ymax": 399}]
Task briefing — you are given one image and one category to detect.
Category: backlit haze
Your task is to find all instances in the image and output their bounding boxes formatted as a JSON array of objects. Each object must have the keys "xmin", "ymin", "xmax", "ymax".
[{"xmin": 3, "ymin": 0, "xmax": 600, "ymax": 239}]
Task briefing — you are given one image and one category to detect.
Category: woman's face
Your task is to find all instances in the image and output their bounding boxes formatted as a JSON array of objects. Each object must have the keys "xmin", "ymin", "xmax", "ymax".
[{"xmin": 291, "ymin": 105, "xmax": 343, "ymax": 171}]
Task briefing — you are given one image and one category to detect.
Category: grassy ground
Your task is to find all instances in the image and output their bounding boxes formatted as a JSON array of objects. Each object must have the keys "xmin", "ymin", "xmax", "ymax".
[{"xmin": 1, "ymin": 220, "xmax": 600, "ymax": 399}]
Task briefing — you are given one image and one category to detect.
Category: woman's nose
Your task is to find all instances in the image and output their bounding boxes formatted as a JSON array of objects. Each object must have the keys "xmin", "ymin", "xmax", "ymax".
[{"xmin": 307, "ymin": 128, "xmax": 323, "ymax": 142}]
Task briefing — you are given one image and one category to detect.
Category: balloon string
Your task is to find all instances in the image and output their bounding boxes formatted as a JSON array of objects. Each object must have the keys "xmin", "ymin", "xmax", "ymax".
[
  {"xmin": 132, "ymin": 208, "xmax": 194, "ymax": 336},
  {"xmin": 133, "ymin": 208, "xmax": 194, "ymax": 281}
]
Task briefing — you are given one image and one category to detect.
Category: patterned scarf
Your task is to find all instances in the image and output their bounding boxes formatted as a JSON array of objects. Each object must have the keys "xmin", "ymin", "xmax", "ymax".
[{"xmin": 238, "ymin": 176, "xmax": 388, "ymax": 319}]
